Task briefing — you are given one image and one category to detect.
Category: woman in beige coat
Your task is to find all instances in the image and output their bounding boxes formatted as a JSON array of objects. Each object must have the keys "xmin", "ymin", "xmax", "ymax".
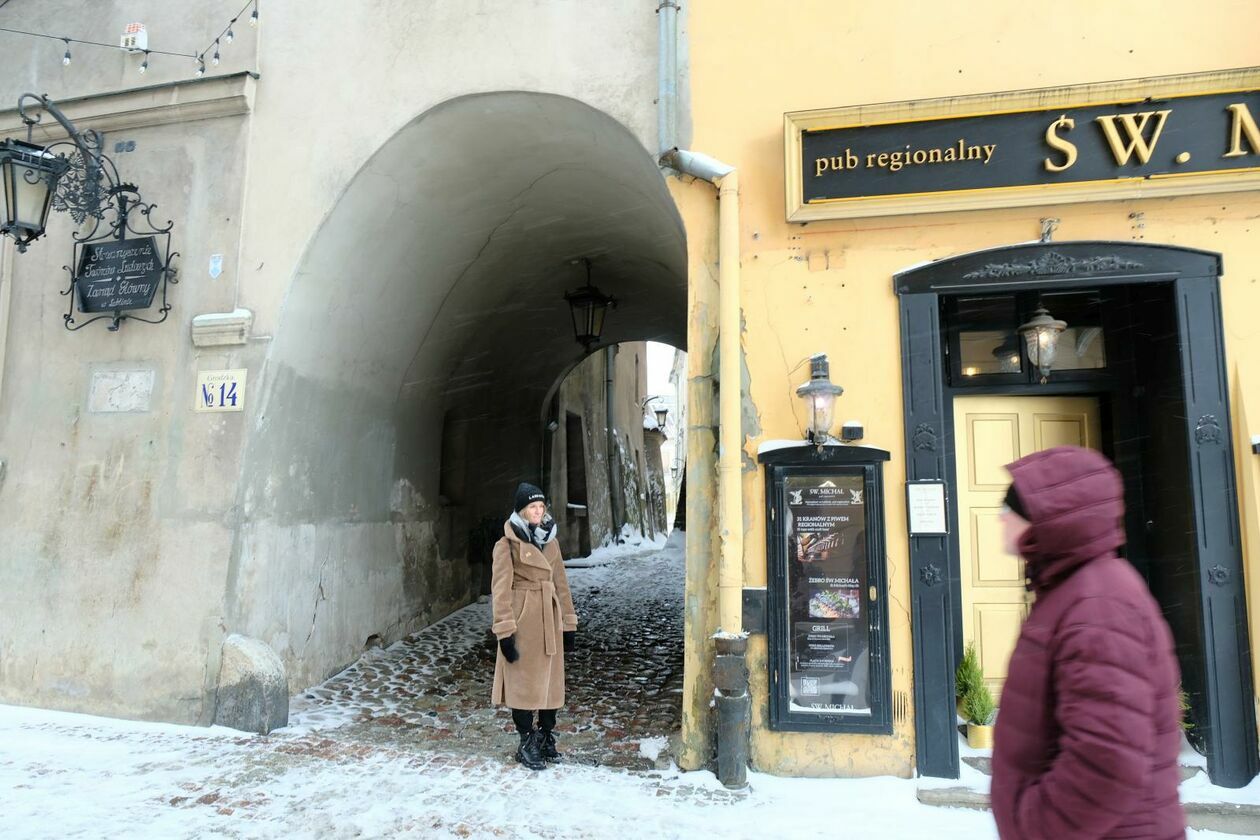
[{"xmin": 491, "ymin": 482, "xmax": 578, "ymax": 770}]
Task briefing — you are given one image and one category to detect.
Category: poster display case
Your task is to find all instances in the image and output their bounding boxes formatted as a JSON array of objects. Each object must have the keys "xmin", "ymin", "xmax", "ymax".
[{"xmin": 759, "ymin": 445, "xmax": 892, "ymax": 734}]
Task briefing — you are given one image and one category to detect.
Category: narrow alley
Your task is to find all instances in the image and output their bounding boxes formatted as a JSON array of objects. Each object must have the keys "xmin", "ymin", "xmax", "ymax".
[{"xmin": 286, "ymin": 534, "xmax": 687, "ymax": 771}]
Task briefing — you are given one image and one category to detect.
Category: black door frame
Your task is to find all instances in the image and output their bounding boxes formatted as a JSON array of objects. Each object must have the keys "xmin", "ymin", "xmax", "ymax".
[{"xmin": 894, "ymin": 240, "xmax": 1259, "ymax": 787}]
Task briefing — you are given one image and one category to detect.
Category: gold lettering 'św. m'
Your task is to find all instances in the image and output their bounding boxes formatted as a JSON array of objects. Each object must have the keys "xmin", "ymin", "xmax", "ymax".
[
  {"xmin": 1224, "ymin": 103, "xmax": 1260, "ymax": 158},
  {"xmin": 1043, "ymin": 115, "xmax": 1078, "ymax": 172},
  {"xmin": 1094, "ymin": 110, "xmax": 1171, "ymax": 165}
]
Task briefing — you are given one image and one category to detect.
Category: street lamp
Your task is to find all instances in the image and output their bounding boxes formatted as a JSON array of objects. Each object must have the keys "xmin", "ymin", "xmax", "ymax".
[
  {"xmin": 2, "ymin": 94, "xmax": 179, "ymax": 332},
  {"xmin": 1, "ymin": 93, "xmax": 118, "ymax": 254},
  {"xmin": 796, "ymin": 353, "xmax": 844, "ymax": 447},
  {"xmin": 1018, "ymin": 304, "xmax": 1068, "ymax": 384},
  {"xmin": 564, "ymin": 258, "xmax": 616, "ymax": 351},
  {"xmin": 654, "ymin": 406, "xmax": 669, "ymax": 430},
  {"xmin": 0, "ymin": 138, "xmax": 68, "ymax": 252}
]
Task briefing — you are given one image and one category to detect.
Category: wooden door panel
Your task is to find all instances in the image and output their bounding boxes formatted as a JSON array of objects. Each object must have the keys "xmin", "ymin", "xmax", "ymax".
[
  {"xmin": 975, "ymin": 603, "xmax": 1027, "ymax": 696},
  {"xmin": 1033, "ymin": 413, "xmax": 1091, "ymax": 450},
  {"xmin": 955, "ymin": 395, "xmax": 1101, "ymax": 709},
  {"xmin": 971, "ymin": 508, "xmax": 1023, "ymax": 586},
  {"xmin": 967, "ymin": 415, "xmax": 1020, "ymax": 490}
]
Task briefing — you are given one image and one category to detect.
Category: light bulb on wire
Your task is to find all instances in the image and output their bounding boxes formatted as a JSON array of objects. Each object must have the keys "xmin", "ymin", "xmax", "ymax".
[
  {"xmin": 139, "ymin": 51, "xmax": 149, "ymax": 74},
  {"xmin": 195, "ymin": 55, "xmax": 205, "ymax": 77},
  {"xmin": 250, "ymin": 5, "xmax": 259, "ymax": 27},
  {"xmin": 212, "ymin": 40, "xmax": 220, "ymax": 65},
  {"xmin": 62, "ymin": 38, "xmax": 71, "ymax": 65},
  {"xmin": 225, "ymin": 25, "xmax": 235, "ymax": 44}
]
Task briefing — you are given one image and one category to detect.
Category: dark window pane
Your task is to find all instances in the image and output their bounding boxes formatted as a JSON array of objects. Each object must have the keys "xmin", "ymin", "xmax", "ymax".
[
  {"xmin": 1035, "ymin": 290, "xmax": 1106, "ymax": 371},
  {"xmin": 954, "ymin": 295, "xmax": 1021, "ymax": 378}
]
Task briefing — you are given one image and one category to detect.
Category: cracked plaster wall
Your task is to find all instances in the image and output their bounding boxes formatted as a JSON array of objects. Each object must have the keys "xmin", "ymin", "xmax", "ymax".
[
  {"xmin": 0, "ymin": 94, "xmax": 251, "ymax": 721},
  {"xmin": 0, "ymin": 0, "xmax": 686, "ymax": 724}
]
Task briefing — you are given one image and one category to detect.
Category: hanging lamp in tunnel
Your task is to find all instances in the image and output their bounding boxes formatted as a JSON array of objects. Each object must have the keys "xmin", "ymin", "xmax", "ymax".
[{"xmin": 564, "ymin": 258, "xmax": 617, "ymax": 351}]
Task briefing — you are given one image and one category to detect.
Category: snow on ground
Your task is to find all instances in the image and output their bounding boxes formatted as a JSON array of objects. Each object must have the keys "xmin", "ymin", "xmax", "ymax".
[
  {"xmin": 563, "ymin": 525, "xmax": 671, "ymax": 568},
  {"xmin": 2, "ymin": 703, "xmax": 1243, "ymax": 839},
  {"xmin": 0, "ymin": 702, "xmax": 980, "ymax": 839},
  {"xmin": 0, "ymin": 538, "xmax": 1250, "ymax": 838}
]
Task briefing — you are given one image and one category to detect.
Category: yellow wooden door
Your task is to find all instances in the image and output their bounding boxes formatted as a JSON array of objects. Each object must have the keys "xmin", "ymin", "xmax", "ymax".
[{"xmin": 953, "ymin": 395, "xmax": 1102, "ymax": 701}]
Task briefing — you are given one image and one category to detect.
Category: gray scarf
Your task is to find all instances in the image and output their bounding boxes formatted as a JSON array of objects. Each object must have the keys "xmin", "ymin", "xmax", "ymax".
[{"xmin": 509, "ymin": 511, "xmax": 557, "ymax": 549}]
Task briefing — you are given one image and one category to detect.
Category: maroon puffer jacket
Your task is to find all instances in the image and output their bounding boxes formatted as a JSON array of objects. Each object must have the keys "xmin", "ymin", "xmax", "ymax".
[{"xmin": 991, "ymin": 446, "xmax": 1184, "ymax": 839}]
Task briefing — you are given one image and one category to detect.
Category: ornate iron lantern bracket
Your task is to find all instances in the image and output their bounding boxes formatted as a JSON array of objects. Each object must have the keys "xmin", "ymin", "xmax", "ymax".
[{"xmin": 11, "ymin": 94, "xmax": 179, "ymax": 331}]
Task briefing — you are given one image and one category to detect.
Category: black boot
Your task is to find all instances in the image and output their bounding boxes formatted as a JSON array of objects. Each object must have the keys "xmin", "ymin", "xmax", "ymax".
[
  {"xmin": 539, "ymin": 729, "xmax": 561, "ymax": 763},
  {"xmin": 515, "ymin": 730, "xmax": 547, "ymax": 771}
]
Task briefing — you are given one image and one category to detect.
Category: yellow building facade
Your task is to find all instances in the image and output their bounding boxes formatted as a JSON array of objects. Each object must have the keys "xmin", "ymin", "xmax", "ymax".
[{"xmin": 673, "ymin": 1, "xmax": 1260, "ymax": 787}]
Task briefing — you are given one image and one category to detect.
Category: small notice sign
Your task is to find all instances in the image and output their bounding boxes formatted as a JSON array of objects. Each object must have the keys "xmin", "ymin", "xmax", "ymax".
[
  {"xmin": 195, "ymin": 369, "xmax": 247, "ymax": 412},
  {"xmin": 907, "ymin": 480, "xmax": 949, "ymax": 536}
]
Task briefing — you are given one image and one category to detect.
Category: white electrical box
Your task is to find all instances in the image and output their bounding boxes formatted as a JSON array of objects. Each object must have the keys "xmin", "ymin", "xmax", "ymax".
[{"xmin": 121, "ymin": 23, "xmax": 148, "ymax": 53}]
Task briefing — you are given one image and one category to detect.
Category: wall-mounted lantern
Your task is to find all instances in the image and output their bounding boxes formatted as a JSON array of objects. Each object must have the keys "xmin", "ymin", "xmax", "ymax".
[
  {"xmin": 1018, "ymin": 305, "xmax": 1067, "ymax": 384},
  {"xmin": 654, "ymin": 406, "xmax": 669, "ymax": 429},
  {"xmin": 1, "ymin": 94, "xmax": 179, "ymax": 332},
  {"xmin": 796, "ymin": 353, "xmax": 844, "ymax": 447},
  {"xmin": 0, "ymin": 138, "xmax": 68, "ymax": 252},
  {"xmin": 564, "ymin": 258, "xmax": 616, "ymax": 351}
]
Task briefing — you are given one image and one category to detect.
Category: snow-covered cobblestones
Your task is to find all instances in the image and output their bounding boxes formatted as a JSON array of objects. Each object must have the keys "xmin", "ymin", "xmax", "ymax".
[
  {"xmin": 2, "ymin": 535, "xmax": 1244, "ymax": 838},
  {"xmin": 287, "ymin": 531, "xmax": 684, "ymax": 769}
]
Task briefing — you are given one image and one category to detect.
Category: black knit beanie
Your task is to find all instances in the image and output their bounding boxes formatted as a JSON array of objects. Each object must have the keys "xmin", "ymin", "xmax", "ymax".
[
  {"xmin": 514, "ymin": 482, "xmax": 546, "ymax": 513},
  {"xmin": 1003, "ymin": 483, "xmax": 1028, "ymax": 520}
]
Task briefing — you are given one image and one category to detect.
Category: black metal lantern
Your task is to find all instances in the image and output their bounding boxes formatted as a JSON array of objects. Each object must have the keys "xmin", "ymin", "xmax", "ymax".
[
  {"xmin": 0, "ymin": 138, "xmax": 67, "ymax": 252},
  {"xmin": 796, "ymin": 353, "xmax": 844, "ymax": 446},
  {"xmin": 654, "ymin": 406, "xmax": 669, "ymax": 429},
  {"xmin": 564, "ymin": 258, "xmax": 616, "ymax": 351}
]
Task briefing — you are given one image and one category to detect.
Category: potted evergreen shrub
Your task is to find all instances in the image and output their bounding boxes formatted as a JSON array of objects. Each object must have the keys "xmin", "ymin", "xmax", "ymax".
[
  {"xmin": 963, "ymin": 680, "xmax": 997, "ymax": 749},
  {"xmin": 955, "ymin": 642, "xmax": 982, "ymax": 717}
]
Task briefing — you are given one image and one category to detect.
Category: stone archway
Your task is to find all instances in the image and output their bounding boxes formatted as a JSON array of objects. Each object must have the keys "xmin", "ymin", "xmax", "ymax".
[{"xmin": 223, "ymin": 92, "xmax": 687, "ymax": 698}]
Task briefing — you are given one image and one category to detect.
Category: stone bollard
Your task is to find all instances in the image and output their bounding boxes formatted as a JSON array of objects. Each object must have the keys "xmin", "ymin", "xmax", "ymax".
[
  {"xmin": 713, "ymin": 633, "xmax": 750, "ymax": 789},
  {"xmin": 213, "ymin": 634, "xmax": 289, "ymax": 734}
]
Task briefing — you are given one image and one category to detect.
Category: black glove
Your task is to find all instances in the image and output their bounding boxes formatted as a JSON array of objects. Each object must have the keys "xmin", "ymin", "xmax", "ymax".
[
  {"xmin": 499, "ymin": 635, "xmax": 520, "ymax": 663},
  {"xmin": 563, "ymin": 630, "xmax": 576, "ymax": 653}
]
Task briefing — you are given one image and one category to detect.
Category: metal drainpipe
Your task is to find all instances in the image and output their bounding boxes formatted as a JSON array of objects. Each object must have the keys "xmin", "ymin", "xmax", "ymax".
[
  {"xmin": 656, "ymin": 0, "xmax": 679, "ymax": 155},
  {"xmin": 0, "ymin": 239, "xmax": 11, "ymax": 409},
  {"xmin": 605, "ymin": 345, "xmax": 624, "ymax": 541},
  {"xmin": 660, "ymin": 0, "xmax": 747, "ymax": 790}
]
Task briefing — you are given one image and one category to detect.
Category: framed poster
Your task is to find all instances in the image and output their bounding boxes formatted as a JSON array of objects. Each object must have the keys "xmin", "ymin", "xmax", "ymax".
[
  {"xmin": 759, "ymin": 445, "xmax": 892, "ymax": 734},
  {"xmin": 906, "ymin": 480, "xmax": 949, "ymax": 536}
]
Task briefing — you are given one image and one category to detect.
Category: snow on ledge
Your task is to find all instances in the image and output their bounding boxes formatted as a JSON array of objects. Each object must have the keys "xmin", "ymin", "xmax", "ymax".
[{"xmin": 756, "ymin": 439, "xmax": 888, "ymax": 456}]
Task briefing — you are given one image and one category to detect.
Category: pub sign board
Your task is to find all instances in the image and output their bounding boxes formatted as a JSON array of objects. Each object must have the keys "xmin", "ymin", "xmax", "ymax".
[
  {"xmin": 759, "ymin": 445, "xmax": 892, "ymax": 734},
  {"xmin": 785, "ymin": 68, "xmax": 1260, "ymax": 221},
  {"xmin": 74, "ymin": 236, "xmax": 163, "ymax": 314}
]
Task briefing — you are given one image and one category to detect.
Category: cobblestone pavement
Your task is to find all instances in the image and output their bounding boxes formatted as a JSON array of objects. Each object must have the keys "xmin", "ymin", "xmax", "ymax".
[
  {"xmin": 4, "ymin": 538, "xmax": 1244, "ymax": 837},
  {"xmin": 288, "ymin": 538, "xmax": 685, "ymax": 771}
]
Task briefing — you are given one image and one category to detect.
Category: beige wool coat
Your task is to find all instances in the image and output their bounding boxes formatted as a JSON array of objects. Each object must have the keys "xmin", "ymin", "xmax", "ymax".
[{"xmin": 490, "ymin": 521, "xmax": 578, "ymax": 710}]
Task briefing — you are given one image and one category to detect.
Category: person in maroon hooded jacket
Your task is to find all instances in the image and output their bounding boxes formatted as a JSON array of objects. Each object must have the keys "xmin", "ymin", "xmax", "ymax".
[{"xmin": 991, "ymin": 445, "xmax": 1185, "ymax": 839}]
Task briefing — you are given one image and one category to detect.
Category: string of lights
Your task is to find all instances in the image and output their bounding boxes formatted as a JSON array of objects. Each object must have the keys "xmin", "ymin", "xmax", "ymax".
[{"xmin": 0, "ymin": 0, "xmax": 258, "ymax": 77}]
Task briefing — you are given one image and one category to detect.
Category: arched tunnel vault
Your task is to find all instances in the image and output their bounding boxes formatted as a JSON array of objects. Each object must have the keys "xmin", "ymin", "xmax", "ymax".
[{"xmin": 226, "ymin": 92, "xmax": 687, "ymax": 692}]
